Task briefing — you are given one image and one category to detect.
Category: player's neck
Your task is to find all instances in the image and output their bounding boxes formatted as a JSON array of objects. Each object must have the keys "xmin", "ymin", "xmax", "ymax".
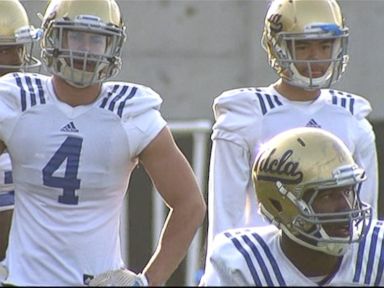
[
  {"xmin": 273, "ymin": 79, "xmax": 321, "ymax": 102},
  {"xmin": 280, "ymin": 233, "xmax": 343, "ymax": 278},
  {"xmin": 51, "ymin": 75, "xmax": 102, "ymax": 107}
]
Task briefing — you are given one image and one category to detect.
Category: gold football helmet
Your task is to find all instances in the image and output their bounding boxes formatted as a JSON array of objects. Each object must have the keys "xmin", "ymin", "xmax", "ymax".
[
  {"xmin": 0, "ymin": 0, "xmax": 42, "ymax": 75},
  {"xmin": 253, "ymin": 127, "xmax": 371, "ymax": 256},
  {"xmin": 41, "ymin": 0, "xmax": 126, "ymax": 88},
  {"xmin": 261, "ymin": 0, "xmax": 349, "ymax": 90}
]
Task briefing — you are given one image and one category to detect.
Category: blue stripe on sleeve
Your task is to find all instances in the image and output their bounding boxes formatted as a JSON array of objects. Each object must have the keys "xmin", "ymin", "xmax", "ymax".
[
  {"xmin": 242, "ymin": 234, "xmax": 273, "ymax": 286},
  {"xmin": 108, "ymin": 85, "xmax": 129, "ymax": 111},
  {"xmin": 25, "ymin": 76, "xmax": 36, "ymax": 106},
  {"xmin": 117, "ymin": 87, "xmax": 138, "ymax": 117},
  {"xmin": 374, "ymin": 235, "xmax": 384, "ymax": 285},
  {"xmin": 100, "ymin": 84, "xmax": 120, "ymax": 108},
  {"xmin": 265, "ymin": 94, "xmax": 275, "ymax": 110},
  {"xmin": 4, "ymin": 171, "xmax": 12, "ymax": 184},
  {"xmin": 256, "ymin": 93, "xmax": 267, "ymax": 115},
  {"xmin": 273, "ymin": 95, "xmax": 282, "ymax": 106},
  {"xmin": 365, "ymin": 225, "xmax": 381, "ymax": 284},
  {"xmin": 35, "ymin": 77, "xmax": 46, "ymax": 104},
  {"xmin": 353, "ymin": 232, "xmax": 367, "ymax": 282},
  {"xmin": 14, "ymin": 74, "xmax": 27, "ymax": 111},
  {"xmin": 225, "ymin": 232, "xmax": 261, "ymax": 285},
  {"xmin": 332, "ymin": 94, "xmax": 337, "ymax": 105},
  {"xmin": 349, "ymin": 97, "xmax": 355, "ymax": 115},
  {"xmin": 252, "ymin": 233, "xmax": 286, "ymax": 286},
  {"xmin": 341, "ymin": 97, "xmax": 346, "ymax": 108},
  {"xmin": 0, "ymin": 191, "xmax": 14, "ymax": 207}
]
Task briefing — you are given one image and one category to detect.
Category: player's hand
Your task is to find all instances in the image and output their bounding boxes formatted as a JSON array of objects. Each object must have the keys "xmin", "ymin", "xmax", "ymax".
[{"xmin": 88, "ymin": 268, "xmax": 148, "ymax": 286}]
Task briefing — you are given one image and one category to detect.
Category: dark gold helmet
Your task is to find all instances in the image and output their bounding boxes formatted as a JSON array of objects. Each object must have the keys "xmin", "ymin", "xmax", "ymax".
[{"xmin": 253, "ymin": 127, "xmax": 371, "ymax": 255}]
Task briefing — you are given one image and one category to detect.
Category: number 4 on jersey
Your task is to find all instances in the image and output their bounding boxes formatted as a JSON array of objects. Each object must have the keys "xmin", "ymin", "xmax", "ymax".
[{"xmin": 42, "ymin": 136, "xmax": 83, "ymax": 205}]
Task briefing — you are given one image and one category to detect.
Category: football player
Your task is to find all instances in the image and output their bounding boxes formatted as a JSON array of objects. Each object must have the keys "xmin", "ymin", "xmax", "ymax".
[
  {"xmin": 0, "ymin": 0, "xmax": 41, "ymax": 261},
  {"xmin": 0, "ymin": 0, "xmax": 206, "ymax": 286},
  {"xmin": 205, "ymin": 0, "xmax": 378, "ymax": 267},
  {"xmin": 202, "ymin": 127, "xmax": 382, "ymax": 286}
]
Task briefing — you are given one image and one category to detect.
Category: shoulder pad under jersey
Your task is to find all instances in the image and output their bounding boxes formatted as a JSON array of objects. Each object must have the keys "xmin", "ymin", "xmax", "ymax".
[
  {"xmin": 213, "ymin": 87, "xmax": 264, "ymax": 132},
  {"xmin": 328, "ymin": 89, "xmax": 372, "ymax": 120},
  {"xmin": 0, "ymin": 72, "xmax": 50, "ymax": 116},
  {"xmin": 100, "ymin": 82, "xmax": 163, "ymax": 119}
]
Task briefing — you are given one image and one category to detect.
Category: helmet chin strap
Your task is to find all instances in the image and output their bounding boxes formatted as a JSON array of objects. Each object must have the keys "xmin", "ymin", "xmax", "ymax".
[
  {"xmin": 61, "ymin": 63, "xmax": 97, "ymax": 88},
  {"xmin": 260, "ymin": 202, "xmax": 346, "ymax": 256},
  {"xmin": 282, "ymin": 225, "xmax": 349, "ymax": 256},
  {"xmin": 284, "ymin": 61, "xmax": 335, "ymax": 90},
  {"xmin": 56, "ymin": 55, "xmax": 107, "ymax": 88},
  {"xmin": 317, "ymin": 239, "xmax": 349, "ymax": 256}
]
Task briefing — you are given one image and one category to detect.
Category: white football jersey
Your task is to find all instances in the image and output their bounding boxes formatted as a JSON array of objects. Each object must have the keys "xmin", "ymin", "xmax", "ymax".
[
  {"xmin": 0, "ymin": 72, "xmax": 166, "ymax": 285},
  {"xmin": 207, "ymin": 85, "xmax": 378, "ymax": 255},
  {"xmin": 202, "ymin": 220, "xmax": 384, "ymax": 286},
  {"xmin": 0, "ymin": 153, "xmax": 14, "ymax": 212}
]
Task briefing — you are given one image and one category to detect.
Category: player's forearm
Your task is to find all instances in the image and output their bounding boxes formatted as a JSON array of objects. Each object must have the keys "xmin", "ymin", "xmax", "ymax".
[
  {"xmin": 143, "ymin": 199, "xmax": 205, "ymax": 285},
  {"xmin": 208, "ymin": 140, "xmax": 250, "ymax": 240},
  {"xmin": 356, "ymin": 135, "xmax": 379, "ymax": 218},
  {"xmin": 358, "ymin": 154, "xmax": 379, "ymax": 218}
]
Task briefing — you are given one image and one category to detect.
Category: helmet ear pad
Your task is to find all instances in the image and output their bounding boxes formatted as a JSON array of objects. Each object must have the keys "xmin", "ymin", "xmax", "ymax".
[
  {"xmin": 261, "ymin": 0, "xmax": 349, "ymax": 90},
  {"xmin": 253, "ymin": 127, "xmax": 371, "ymax": 256},
  {"xmin": 41, "ymin": 0, "xmax": 126, "ymax": 88}
]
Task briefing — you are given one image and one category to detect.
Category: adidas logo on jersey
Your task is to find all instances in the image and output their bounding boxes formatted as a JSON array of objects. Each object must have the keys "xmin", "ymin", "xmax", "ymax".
[
  {"xmin": 306, "ymin": 119, "xmax": 321, "ymax": 128},
  {"xmin": 60, "ymin": 122, "xmax": 79, "ymax": 133}
]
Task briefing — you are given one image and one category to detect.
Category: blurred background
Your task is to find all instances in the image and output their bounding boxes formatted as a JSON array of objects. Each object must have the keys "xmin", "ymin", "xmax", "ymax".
[{"xmin": 21, "ymin": 0, "xmax": 384, "ymax": 285}]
